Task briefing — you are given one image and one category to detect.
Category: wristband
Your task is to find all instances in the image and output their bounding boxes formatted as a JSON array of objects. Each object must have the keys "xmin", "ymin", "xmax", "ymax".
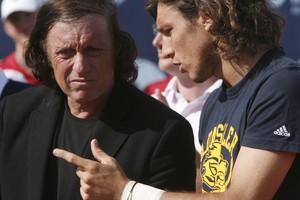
[
  {"xmin": 121, "ymin": 181, "xmax": 137, "ymax": 200},
  {"xmin": 121, "ymin": 181, "xmax": 165, "ymax": 200}
]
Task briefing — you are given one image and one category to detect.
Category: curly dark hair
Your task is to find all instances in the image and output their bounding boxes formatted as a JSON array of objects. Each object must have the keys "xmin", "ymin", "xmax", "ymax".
[
  {"xmin": 25, "ymin": 0, "xmax": 138, "ymax": 88},
  {"xmin": 146, "ymin": 0, "xmax": 285, "ymax": 61}
]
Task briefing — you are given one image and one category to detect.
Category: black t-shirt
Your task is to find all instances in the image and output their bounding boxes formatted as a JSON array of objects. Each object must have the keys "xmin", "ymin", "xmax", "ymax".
[
  {"xmin": 45, "ymin": 105, "xmax": 102, "ymax": 200},
  {"xmin": 199, "ymin": 48, "xmax": 300, "ymax": 198}
]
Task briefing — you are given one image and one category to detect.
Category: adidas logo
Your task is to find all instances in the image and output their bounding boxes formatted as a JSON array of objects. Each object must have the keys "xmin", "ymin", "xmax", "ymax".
[{"xmin": 273, "ymin": 125, "xmax": 290, "ymax": 137}]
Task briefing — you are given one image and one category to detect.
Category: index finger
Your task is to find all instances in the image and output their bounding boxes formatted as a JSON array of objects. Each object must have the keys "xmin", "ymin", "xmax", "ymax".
[{"xmin": 53, "ymin": 148, "xmax": 91, "ymax": 168}]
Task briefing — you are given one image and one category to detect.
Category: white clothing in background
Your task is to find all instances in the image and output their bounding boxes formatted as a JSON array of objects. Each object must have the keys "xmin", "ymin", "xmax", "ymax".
[{"xmin": 153, "ymin": 77, "xmax": 222, "ymax": 153}]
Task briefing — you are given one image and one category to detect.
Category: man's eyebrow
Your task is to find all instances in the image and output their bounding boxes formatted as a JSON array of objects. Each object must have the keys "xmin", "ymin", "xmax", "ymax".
[{"xmin": 156, "ymin": 25, "xmax": 167, "ymax": 33}]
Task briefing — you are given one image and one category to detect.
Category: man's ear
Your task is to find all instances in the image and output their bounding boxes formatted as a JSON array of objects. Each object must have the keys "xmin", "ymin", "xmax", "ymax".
[
  {"xmin": 198, "ymin": 15, "xmax": 213, "ymax": 31},
  {"xmin": 3, "ymin": 20, "xmax": 15, "ymax": 38}
]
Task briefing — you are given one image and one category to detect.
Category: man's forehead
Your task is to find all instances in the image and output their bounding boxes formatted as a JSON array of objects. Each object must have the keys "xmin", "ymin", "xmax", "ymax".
[{"xmin": 156, "ymin": 3, "xmax": 178, "ymax": 29}]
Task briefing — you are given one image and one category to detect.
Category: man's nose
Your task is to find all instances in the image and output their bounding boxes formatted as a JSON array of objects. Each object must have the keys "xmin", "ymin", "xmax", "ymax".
[{"xmin": 73, "ymin": 53, "xmax": 90, "ymax": 73}]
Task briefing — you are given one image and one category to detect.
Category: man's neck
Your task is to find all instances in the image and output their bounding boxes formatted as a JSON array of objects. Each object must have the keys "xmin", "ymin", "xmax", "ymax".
[{"xmin": 220, "ymin": 48, "xmax": 270, "ymax": 87}]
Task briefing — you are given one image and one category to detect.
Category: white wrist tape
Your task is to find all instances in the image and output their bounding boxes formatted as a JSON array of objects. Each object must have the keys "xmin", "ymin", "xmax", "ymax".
[{"xmin": 121, "ymin": 181, "xmax": 165, "ymax": 200}]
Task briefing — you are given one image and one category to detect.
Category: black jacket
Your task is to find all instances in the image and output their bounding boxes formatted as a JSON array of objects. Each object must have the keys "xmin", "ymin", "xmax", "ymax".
[{"xmin": 0, "ymin": 81, "xmax": 196, "ymax": 200}]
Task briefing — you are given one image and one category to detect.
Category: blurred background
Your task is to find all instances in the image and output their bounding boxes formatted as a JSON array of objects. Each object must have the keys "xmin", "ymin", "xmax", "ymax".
[{"xmin": 1, "ymin": 0, "xmax": 299, "ymax": 86}]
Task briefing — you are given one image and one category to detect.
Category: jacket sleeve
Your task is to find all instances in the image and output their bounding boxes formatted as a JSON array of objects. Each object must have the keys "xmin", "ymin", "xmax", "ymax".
[{"xmin": 149, "ymin": 119, "xmax": 196, "ymax": 192}]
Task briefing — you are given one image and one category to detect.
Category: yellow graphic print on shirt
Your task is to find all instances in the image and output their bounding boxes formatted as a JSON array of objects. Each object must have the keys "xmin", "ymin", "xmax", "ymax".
[{"xmin": 200, "ymin": 123, "xmax": 239, "ymax": 193}]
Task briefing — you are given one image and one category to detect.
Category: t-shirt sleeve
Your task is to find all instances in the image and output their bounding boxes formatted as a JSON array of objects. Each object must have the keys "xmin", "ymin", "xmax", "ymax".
[{"xmin": 242, "ymin": 67, "xmax": 300, "ymax": 153}]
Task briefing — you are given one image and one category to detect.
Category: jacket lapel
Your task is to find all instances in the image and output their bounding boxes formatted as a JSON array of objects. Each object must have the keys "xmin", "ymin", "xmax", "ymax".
[
  {"xmin": 95, "ymin": 122, "xmax": 129, "ymax": 157},
  {"xmin": 85, "ymin": 81, "xmax": 133, "ymax": 158},
  {"xmin": 27, "ymin": 91, "xmax": 63, "ymax": 200},
  {"xmin": 100, "ymin": 81, "xmax": 133, "ymax": 157}
]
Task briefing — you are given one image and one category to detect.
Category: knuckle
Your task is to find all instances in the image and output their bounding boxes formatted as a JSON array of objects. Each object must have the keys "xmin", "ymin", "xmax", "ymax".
[{"xmin": 68, "ymin": 155, "xmax": 77, "ymax": 163}]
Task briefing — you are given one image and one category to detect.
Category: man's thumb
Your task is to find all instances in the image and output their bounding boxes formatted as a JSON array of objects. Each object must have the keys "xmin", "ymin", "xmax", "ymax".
[{"xmin": 91, "ymin": 139, "xmax": 108, "ymax": 163}]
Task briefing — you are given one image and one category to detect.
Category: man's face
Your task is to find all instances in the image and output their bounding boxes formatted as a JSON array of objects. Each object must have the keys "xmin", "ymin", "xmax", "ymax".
[
  {"xmin": 46, "ymin": 15, "xmax": 115, "ymax": 104},
  {"xmin": 5, "ymin": 11, "xmax": 37, "ymax": 45},
  {"xmin": 152, "ymin": 32, "xmax": 179, "ymax": 75},
  {"xmin": 156, "ymin": 3, "xmax": 220, "ymax": 83}
]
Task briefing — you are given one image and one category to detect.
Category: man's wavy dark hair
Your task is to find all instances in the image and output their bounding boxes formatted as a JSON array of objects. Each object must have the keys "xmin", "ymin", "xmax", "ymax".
[
  {"xmin": 25, "ymin": 0, "xmax": 138, "ymax": 88},
  {"xmin": 146, "ymin": 0, "xmax": 285, "ymax": 61}
]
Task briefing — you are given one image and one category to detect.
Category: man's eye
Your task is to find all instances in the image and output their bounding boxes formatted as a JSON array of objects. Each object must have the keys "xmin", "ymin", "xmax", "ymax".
[
  {"xmin": 85, "ymin": 47, "xmax": 102, "ymax": 56},
  {"xmin": 86, "ymin": 47, "xmax": 99, "ymax": 52},
  {"xmin": 161, "ymin": 28, "xmax": 172, "ymax": 37},
  {"xmin": 57, "ymin": 49, "xmax": 75, "ymax": 58}
]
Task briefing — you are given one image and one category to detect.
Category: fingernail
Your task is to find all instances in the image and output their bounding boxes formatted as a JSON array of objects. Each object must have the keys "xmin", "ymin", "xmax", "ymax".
[
  {"xmin": 53, "ymin": 149, "xmax": 59, "ymax": 156},
  {"xmin": 92, "ymin": 139, "xmax": 98, "ymax": 146}
]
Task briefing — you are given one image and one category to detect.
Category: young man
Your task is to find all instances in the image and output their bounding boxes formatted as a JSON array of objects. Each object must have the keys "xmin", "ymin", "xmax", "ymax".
[
  {"xmin": 53, "ymin": 0, "xmax": 300, "ymax": 199},
  {"xmin": 149, "ymin": 31, "xmax": 222, "ymax": 191}
]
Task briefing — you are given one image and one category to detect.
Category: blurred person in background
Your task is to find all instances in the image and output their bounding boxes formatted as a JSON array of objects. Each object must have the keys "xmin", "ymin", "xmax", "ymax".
[
  {"xmin": 0, "ymin": 0, "xmax": 43, "ymax": 85},
  {"xmin": 143, "ymin": 25, "xmax": 172, "ymax": 95}
]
